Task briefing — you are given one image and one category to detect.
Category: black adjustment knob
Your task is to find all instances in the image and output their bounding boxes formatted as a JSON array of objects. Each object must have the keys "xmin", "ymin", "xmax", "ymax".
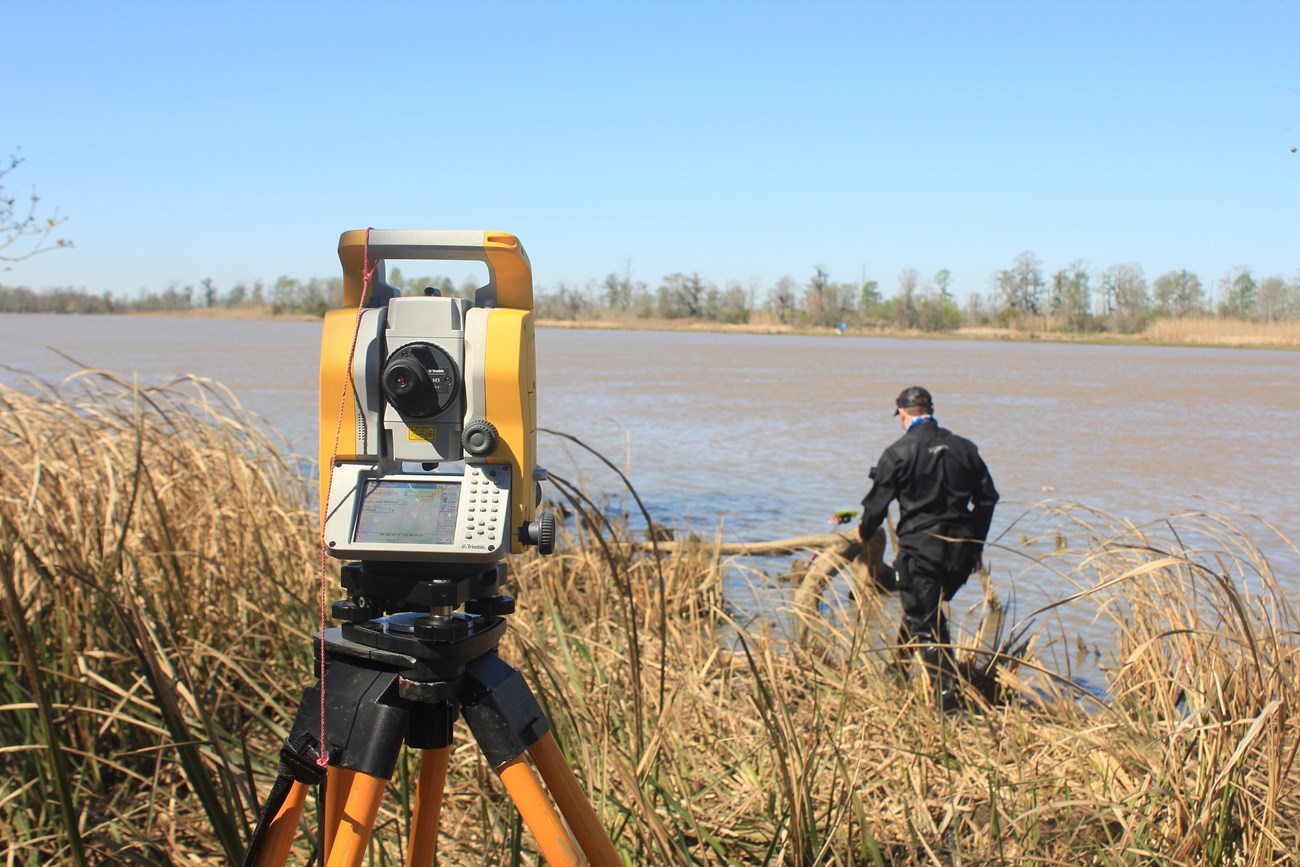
[
  {"xmin": 462, "ymin": 419, "xmax": 499, "ymax": 457},
  {"xmin": 519, "ymin": 511, "xmax": 555, "ymax": 554},
  {"xmin": 413, "ymin": 615, "xmax": 469, "ymax": 642},
  {"xmin": 331, "ymin": 598, "xmax": 382, "ymax": 623},
  {"xmin": 537, "ymin": 510, "xmax": 555, "ymax": 555},
  {"xmin": 464, "ymin": 595, "xmax": 517, "ymax": 617}
]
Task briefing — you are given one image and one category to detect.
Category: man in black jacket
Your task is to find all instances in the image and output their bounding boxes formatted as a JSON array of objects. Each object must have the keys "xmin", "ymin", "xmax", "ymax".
[{"xmin": 856, "ymin": 386, "xmax": 999, "ymax": 699}]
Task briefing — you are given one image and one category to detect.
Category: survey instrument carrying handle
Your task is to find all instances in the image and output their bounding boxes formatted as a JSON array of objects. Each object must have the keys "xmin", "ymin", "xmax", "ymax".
[{"xmin": 337, "ymin": 229, "xmax": 534, "ymax": 310}]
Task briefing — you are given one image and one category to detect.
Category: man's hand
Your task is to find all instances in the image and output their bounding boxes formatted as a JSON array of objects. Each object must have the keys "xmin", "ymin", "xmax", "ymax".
[{"xmin": 855, "ymin": 523, "xmax": 866, "ymax": 545}]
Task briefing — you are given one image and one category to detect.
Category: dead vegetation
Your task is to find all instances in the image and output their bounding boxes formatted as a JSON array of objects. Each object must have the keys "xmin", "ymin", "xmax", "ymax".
[{"xmin": 1, "ymin": 372, "xmax": 1297, "ymax": 865}]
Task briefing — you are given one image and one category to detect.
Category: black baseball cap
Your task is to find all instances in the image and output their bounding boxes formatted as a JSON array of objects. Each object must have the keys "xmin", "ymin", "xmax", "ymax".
[{"xmin": 893, "ymin": 385, "xmax": 933, "ymax": 416}]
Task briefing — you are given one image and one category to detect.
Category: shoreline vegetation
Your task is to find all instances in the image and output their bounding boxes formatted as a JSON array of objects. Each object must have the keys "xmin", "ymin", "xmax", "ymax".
[
  {"xmin": 6, "ymin": 250, "xmax": 1300, "ymax": 350},
  {"xmin": 534, "ymin": 313, "xmax": 1300, "ymax": 350},
  {"xmin": 2, "ymin": 371, "xmax": 1297, "ymax": 864},
  {"xmin": 4, "ymin": 302, "xmax": 1300, "ymax": 350}
]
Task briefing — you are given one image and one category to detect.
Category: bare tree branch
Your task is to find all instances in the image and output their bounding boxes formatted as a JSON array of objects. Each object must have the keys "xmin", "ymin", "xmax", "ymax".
[{"xmin": 1, "ymin": 148, "xmax": 72, "ymax": 267}]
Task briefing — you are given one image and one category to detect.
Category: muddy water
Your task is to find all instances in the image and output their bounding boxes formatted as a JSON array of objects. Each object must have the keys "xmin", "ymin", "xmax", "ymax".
[
  {"xmin": 4, "ymin": 314, "xmax": 1298, "ymax": 681},
  {"xmin": 542, "ymin": 328, "xmax": 1300, "ymax": 681},
  {"xmin": 540, "ymin": 328, "xmax": 1300, "ymax": 538}
]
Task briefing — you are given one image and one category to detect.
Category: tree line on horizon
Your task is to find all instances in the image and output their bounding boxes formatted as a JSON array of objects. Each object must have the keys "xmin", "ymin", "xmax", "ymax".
[
  {"xmin": 537, "ymin": 252, "xmax": 1300, "ymax": 333},
  {"xmin": 3, "ymin": 252, "xmax": 1299, "ymax": 332}
]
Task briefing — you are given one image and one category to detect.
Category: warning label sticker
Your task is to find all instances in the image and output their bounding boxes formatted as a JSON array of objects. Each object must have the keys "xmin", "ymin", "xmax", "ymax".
[{"xmin": 407, "ymin": 424, "xmax": 437, "ymax": 442}]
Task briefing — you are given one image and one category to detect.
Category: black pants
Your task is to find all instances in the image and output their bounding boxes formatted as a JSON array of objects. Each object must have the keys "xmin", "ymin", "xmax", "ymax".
[{"xmin": 894, "ymin": 540, "xmax": 976, "ymax": 647}]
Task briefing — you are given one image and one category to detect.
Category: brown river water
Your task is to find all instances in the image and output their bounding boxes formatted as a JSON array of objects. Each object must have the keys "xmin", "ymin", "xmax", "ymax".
[{"xmin": 4, "ymin": 313, "xmax": 1298, "ymax": 688}]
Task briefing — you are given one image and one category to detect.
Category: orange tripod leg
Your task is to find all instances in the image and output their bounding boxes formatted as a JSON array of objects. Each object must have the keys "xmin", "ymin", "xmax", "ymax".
[
  {"xmin": 250, "ymin": 780, "xmax": 310, "ymax": 867},
  {"xmin": 529, "ymin": 733, "xmax": 620, "ymax": 867},
  {"xmin": 323, "ymin": 766, "xmax": 356, "ymax": 858},
  {"xmin": 498, "ymin": 756, "xmax": 584, "ymax": 866},
  {"xmin": 405, "ymin": 747, "xmax": 450, "ymax": 867},
  {"xmin": 324, "ymin": 770, "xmax": 388, "ymax": 867}
]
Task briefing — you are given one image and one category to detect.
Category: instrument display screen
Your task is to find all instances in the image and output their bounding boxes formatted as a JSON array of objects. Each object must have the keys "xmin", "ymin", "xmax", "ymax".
[{"xmin": 353, "ymin": 479, "xmax": 460, "ymax": 546}]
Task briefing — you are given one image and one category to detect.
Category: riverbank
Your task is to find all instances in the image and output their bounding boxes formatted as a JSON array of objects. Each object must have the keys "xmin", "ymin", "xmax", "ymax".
[
  {"xmin": 106, "ymin": 305, "xmax": 1300, "ymax": 350},
  {"xmin": 536, "ymin": 314, "xmax": 1300, "ymax": 350},
  {"xmin": 2, "ymin": 372, "xmax": 1296, "ymax": 864},
  {"xmin": 127, "ymin": 303, "xmax": 320, "ymax": 322}
]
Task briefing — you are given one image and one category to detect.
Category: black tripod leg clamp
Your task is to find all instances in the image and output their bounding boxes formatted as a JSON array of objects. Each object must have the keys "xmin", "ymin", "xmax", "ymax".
[
  {"xmin": 462, "ymin": 653, "xmax": 551, "ymax": 770},
  {"xmin": 292, "ymin": 664, "xmax": 409, "ymax": 779},
  {"xmin": 244, "ymin": 664, "xmax": 408, "ymax": 866},
  {"xmin": 278, "ymin": 731, "xmax": 327, "ymax": 786}
]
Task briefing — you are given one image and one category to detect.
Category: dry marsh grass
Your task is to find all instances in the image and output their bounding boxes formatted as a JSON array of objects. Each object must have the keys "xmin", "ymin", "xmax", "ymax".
[
  {"xmin": 537, "ymin": 314, "xmax": 1300, "ymax": 350},
  {"xmin": 1141, "ymin": 316, "xmax": 1300, "ymax": 348},
  {"xmin": 0, "ymin": 370, "xmax": 323, "ymax": 864},
  {"xmin": 1, "ymin": 372, "xmax": 1297, "ymax": 865}
]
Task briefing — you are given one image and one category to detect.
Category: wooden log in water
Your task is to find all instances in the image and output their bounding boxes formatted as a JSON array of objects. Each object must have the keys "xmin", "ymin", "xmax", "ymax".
[
  {"xmin": 624, "ymin": 533, "xmax": 856, "ymax": 556},
  {"xmin": 624, "ymin": 528, "xmax": 897, "ymax": 613},
  {"xmin": 791, "ymin": 526, "xmax": 896, "ymax": 613}
]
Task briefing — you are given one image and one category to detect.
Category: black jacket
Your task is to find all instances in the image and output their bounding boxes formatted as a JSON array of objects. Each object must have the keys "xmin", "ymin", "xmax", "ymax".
[{"xmin": 859, "ymin": 418, "xmax": 998, "ymax": 571}]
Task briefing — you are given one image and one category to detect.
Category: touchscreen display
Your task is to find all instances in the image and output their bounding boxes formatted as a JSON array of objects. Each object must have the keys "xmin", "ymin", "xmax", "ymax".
[{"xmin": 353, "ymin": 479, "xmax": 460, "ymax": 545}]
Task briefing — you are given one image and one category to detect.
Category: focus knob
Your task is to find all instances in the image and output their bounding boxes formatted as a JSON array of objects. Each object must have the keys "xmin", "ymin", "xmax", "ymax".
[
  {"xmin": 520, "ymin": 511, "xmax": 556, "ymax": 555},
  {"xmin": 462, "ymin": 419, "xmax": 499, "ymax": 457},
  {"xmin": 537, "ymin": 510, "xmax": 555, "ymax": 555}
]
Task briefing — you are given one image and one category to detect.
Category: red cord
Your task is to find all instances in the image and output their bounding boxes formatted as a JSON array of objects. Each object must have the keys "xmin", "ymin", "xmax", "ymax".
[{"xmin": 317, "ymin": 228, "xmax": 375, "ymax": 766}]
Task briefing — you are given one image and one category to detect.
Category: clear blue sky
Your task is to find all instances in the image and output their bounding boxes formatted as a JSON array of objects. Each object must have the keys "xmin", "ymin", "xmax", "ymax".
[{"xmin": 4, "ymin": 0, "xmax": 1298, "ymax": 302}]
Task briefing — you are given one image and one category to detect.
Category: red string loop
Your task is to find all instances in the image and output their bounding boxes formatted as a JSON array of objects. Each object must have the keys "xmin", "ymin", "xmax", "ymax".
[{"xmin": 316, "ymin": 227, "xmax": 375, "ymax": 767}]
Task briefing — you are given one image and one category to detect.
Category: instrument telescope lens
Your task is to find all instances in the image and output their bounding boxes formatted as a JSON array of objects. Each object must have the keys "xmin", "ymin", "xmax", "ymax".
[{"xmin": 381, "ymin": 343, "xmax": 459, "ymax": 419}]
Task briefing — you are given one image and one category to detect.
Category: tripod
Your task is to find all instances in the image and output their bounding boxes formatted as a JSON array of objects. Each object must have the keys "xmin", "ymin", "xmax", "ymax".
[{"xmin": 245, "ymin": 561, "xmax": 620, "ymax": 867}]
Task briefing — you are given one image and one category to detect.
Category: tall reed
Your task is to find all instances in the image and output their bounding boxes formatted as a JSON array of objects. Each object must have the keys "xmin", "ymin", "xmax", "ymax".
[
  {"xmin": 0, "ymin": 371, "xmax": 319, "ymax": 864},
  {"xmin": 1141, "ymin": 315, "xmax": 1300, "ymax": 348},
  {"xmin": 1, "ymin": 373, "xmax": 1296, "ymax": 864}
]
